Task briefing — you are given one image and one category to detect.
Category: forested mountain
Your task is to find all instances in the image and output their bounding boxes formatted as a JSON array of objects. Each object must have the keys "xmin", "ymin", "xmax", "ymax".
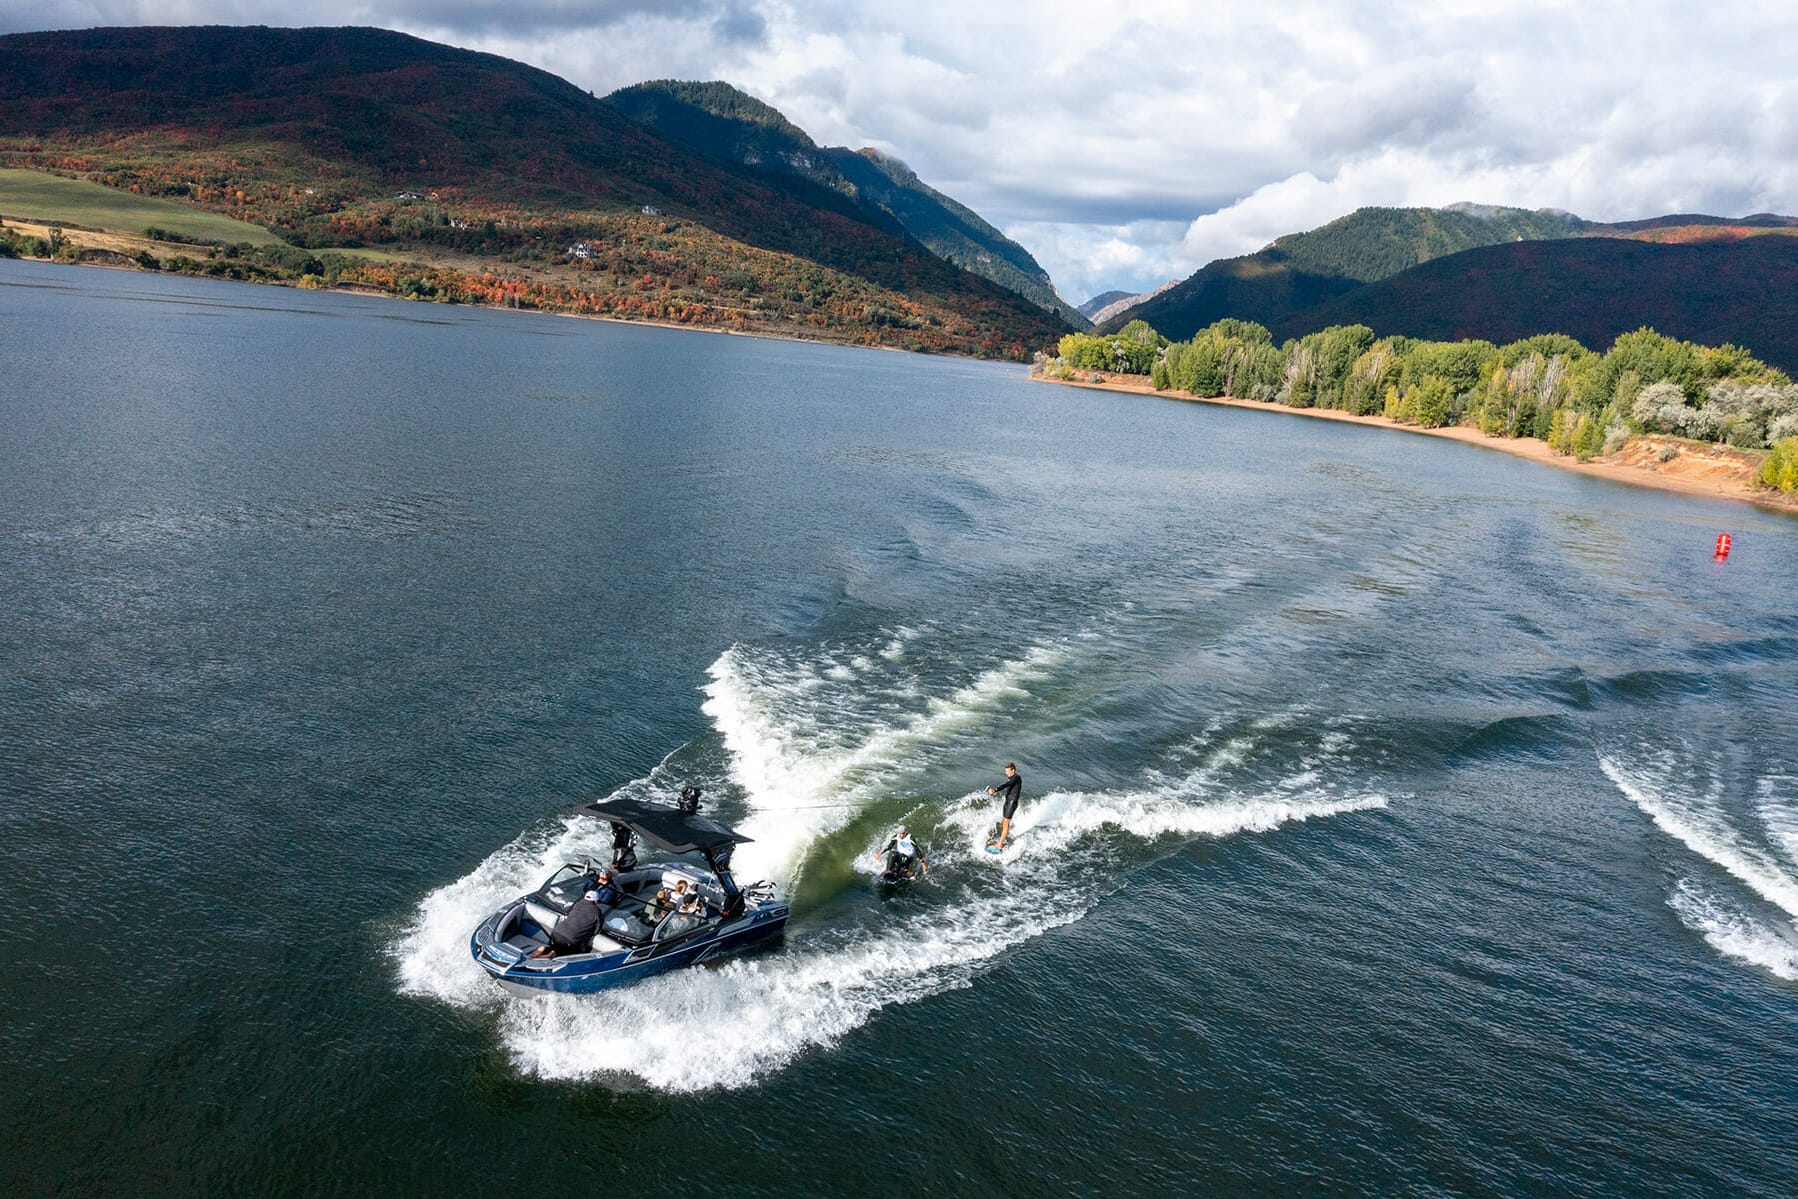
[
  {"xmin": 0, "ymin": 26, "xmax": 1069, "ymax": 357},
  {"xmin": 1286, "ymin": 235, "xmax": 1798, "ymax": 376},
  {"xmin": 1101, "ymin": 204, "xmax": 1589, "ymax": 339},
  {"xmin": 607, "ymin": 80, "xmax": 1086, "ymax": 327}
]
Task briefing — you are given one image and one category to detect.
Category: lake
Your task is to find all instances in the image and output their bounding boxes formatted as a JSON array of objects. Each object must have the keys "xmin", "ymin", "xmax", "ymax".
[{"xmin": 4, "ymin": 258, "xmax": 1797, "ymax": 1196}]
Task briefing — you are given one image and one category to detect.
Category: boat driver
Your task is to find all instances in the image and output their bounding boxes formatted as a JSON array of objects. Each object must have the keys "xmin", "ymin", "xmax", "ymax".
[{"xmin": 589, "ymin": 868, "xmax": 622, "ymax": 907}]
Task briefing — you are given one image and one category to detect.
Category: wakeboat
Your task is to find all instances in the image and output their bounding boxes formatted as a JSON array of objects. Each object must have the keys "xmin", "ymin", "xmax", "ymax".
[{"xmin": 469, "ymin": 795, "xmax": 788, "ymax": 995}]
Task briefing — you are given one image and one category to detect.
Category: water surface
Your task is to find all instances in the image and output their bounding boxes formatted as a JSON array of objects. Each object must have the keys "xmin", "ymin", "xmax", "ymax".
[{"xmin": 3, "ymin": 260, "xmax": 1797, "ymax": 1196}]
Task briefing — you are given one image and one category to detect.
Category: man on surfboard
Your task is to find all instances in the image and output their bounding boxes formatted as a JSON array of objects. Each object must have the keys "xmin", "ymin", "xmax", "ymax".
[{"xmin": 987, "ymin": 762, "xmax": 1023, "ymax": 851}]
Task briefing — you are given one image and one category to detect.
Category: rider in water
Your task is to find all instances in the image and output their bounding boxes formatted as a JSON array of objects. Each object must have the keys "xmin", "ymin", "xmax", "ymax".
[
  {"xmin": 987, "ymin": 762, "xmax": 1023, "ymax": 849},
  {"xmin": 874, "ymin": 828, "xmax": 926, "ymax": 880}
]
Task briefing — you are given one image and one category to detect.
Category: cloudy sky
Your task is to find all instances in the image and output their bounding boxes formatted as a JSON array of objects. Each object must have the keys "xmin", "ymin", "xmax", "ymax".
[{"xmin": 6, "ymin": 2, "xmax": 1798, "ymax": 303}]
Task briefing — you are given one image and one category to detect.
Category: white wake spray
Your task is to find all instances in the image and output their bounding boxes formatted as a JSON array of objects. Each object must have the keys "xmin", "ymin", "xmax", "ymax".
[
  {"xmin": 393, "ymin": 634, "xmax": 1387, "ymax": 1091},
  {"xmin": 1601, "ymin": 748, "xmax": 1798, "ymax": 981},
  {"xmin": 490, "ymin": 776, "xmax": 1384, "ymax": 1092},
  {"xmin": 701, "ymin": 634, "xmax": 1071, "ymax": 880}
]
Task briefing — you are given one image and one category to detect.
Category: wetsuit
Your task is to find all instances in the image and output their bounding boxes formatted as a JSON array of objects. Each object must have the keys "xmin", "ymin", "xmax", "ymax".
[
  {"xmin": 992, "ymin": 771, "xmax": 1023, "ymax": 818},
  {"xmin": 547, "ymin": 894, "xmax": 603, "ymax": 954},
  {"xmin": 611, "ymin": 823, "xmax": 638, "ymax": 871}
]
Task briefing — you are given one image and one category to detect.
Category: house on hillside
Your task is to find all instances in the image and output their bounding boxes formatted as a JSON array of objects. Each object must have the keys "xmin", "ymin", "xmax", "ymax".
[
  {"xmin": 640, "ymin": 205, "xmax": 661, "ymax": 216},
  {"xmin": 567, "ymin": 241, "xmax": 595, "ymax": 260},
  {"xmin": 396, "ymin": 190, "xmax": 425, "ymax": 201}
]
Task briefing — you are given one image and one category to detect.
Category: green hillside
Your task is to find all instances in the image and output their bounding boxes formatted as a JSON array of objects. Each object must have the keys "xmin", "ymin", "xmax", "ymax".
[
  {"xmin": 1283, "ymin": 235, "xmax": 1798, "ymax": 377},
  {"xmin": 0, "ymin": 167, "xmax": 281, "ymax": 244},
  {"xmin": 1103, "ymin": 204, "xmax": 1587, "ymax": 340}
]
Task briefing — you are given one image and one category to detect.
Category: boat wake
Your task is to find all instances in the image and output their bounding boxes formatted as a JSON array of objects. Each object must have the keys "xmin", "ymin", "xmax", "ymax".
[
  {"xmin": 1601, "ymin": 748, "xmax": 1798, "ymax": 981},
  {"xmin": 393, "ymin": 634, "xmax": 1388, "ymax": 1092}
]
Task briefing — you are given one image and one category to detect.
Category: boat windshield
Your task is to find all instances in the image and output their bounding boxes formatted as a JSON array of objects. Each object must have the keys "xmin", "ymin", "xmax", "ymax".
[{"xmin": 535, "ymin": 864, "xmax": 592, "ymax": 914}]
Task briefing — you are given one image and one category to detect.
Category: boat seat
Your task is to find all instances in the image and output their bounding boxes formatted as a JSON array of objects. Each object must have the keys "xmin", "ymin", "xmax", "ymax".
[{"xmin": 525, "ymin": 901, "xmax": 562, "ymax": 934}]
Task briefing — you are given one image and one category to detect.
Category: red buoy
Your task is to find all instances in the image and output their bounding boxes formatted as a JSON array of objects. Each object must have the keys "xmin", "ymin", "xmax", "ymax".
[{"xmin": 1714, "ymin": 532, "xmax": 1732, "ymax": 561}]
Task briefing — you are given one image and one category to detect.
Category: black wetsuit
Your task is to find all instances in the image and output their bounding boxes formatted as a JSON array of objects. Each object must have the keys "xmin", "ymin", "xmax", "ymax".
[
  {"xmin": 547, "ymin": 894, "xmax": 602, "ymax": 954},
  {"xmin": 992, "ymin": 771, "xmax": 1023, "ymax": 818},
  {"xmin": 611, "ymin": 823, "xmax": 637, "ymax": 871}
]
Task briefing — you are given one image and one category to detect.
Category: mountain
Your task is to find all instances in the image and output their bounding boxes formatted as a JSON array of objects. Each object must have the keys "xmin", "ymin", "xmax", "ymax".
[
  {"xmin": 607, "ymin": 80, "xmax": 1087, "ymax": 327},
  {"xmin": 1078, "ymin": 290, "xmax": 1134, "ymax": 319},
  {"xmin": 1101, "ymin": 204, "xmax": 1588, "ymax": 339},
  {"xmin": 0, "ymin": 26, "xmax": 1069, "ymax": 357},
  {"xmin": 1087, "ymin": 282, "xmax": 1178, "ymax": 328},
  {"xmin": 1283, "ymin": 234, "xmax": 1798, "ymax": 376}
]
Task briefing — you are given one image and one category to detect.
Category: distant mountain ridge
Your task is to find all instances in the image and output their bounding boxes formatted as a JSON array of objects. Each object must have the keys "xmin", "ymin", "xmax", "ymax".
[
  {"xmin": 607, "ymin": 80, "xmax": 1087, "ymax": 327},
  {"xmin": 0, "ymin": 25, "xmax": 1070, "ymax": 356},
  {"xmin": 1286, "ymin": 235, "xmax": 1798, "ymax": 376},
  {"xmin": 1097, "ymin": 201, "xmax": 1798, "ymax": 373},
  {"xmin": 1102, "ymin": 204, "xmax": 1592, "ymax": 339},
  {"xmin": 1077, "ymin": 290, "xmax": 1134, "ymax": 319}
]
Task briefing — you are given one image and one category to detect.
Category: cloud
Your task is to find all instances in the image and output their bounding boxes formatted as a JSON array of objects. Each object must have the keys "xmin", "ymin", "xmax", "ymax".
[{"xmin": 4, "ymin": 1, "xmax": 1798, "ymax": 297}]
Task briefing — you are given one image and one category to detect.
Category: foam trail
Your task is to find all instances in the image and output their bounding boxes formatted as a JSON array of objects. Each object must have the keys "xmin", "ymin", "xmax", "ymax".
[
  {"xmin": 1600, "ymin": 753, "xmax": 1798, "ymax": 921},
  {"xmin": 1667, "ymin": 878, "xmax": 1798, "ymax": 981},
  {"xmin": 702, "ymin": 639, "xmax": 1070, "ymax": 880},
  {"xmin": 495, "ymin": 781, "xmax": 1385, "ymax": 1091},
  {"xmin": 1757, "ymin": 775, "xmax": 1798, "ymax": 868}
]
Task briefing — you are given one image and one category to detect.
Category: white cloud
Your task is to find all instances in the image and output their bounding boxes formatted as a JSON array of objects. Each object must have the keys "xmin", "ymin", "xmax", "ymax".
[{"xmin": 6, "ymin": 1, "xmax": 1798, "ymax": 298}]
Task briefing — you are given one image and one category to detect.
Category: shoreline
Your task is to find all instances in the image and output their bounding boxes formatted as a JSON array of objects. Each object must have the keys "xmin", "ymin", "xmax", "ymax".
[
  {"xmin": 1035, "ymin": 373, "xmax": 1798, "ymax": 515},
  {"xmin": 0, "ymin": 240, "xmax": 993, "ymax": 362}
]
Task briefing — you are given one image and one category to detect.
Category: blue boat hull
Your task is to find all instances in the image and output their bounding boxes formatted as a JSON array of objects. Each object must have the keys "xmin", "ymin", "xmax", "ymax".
[{"xmin": 470, "ymin": 896, "xmax": 789, "ymax": 995}]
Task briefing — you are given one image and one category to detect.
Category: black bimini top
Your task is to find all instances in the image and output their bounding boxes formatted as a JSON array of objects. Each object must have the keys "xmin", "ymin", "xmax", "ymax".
[{"xmin": 577, "ymin": 798, "xmax": 753, "ymax": 855}]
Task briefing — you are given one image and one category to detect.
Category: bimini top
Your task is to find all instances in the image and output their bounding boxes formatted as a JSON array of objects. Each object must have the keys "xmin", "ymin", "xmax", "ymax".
[{"xmin": 577, "ymin": 797, "xmax": 753, "ymax": 855}]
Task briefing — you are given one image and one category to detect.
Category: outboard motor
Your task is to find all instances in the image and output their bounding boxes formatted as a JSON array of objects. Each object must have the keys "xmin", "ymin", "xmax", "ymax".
[{"xmin": 676, "ymin": 785, "xmax": 702, "ymax": 815}]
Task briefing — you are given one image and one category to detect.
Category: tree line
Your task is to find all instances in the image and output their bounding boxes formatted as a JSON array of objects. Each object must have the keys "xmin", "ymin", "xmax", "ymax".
[{"xmin": 1042, "ymin": 320, "xmax": 1798, "ymax": 493}]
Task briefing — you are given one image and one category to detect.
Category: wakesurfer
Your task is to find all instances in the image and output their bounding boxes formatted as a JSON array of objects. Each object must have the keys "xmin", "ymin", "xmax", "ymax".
[
  {"xmin": 873, "ymin": 827, "xmax": 926, "ymax": 881},
  {"xmin": 987, "ymin": 762, "xmax": 1023, "ymax": 850}
]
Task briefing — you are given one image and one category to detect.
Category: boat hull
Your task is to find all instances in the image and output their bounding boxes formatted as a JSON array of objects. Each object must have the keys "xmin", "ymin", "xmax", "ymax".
[{"xmin": 470, "ymin": 896, "xmax": 789, "ymax": 995}]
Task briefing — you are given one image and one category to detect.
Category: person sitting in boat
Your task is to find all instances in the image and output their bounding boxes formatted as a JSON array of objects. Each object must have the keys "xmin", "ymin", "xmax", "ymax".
[
  {"xmin": 873, "ymin": 828, "xmax": 926, "ymax": 879},
  {"xmin": 589, "ymin": 868, "xmax": 622, "ymax": 907},
  {"xmin": 530, "ymin": 888, "xmax": 604, "ymax": 958},
  {"xmin": 642, "ymin": 886, "xmax": 674, "ymax": 924},
  {"xmin": 656, "ymin": 893, "xmax": 707, "ymax": 940}
]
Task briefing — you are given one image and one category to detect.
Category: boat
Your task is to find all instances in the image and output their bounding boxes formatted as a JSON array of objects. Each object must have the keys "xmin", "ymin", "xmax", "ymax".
[{"xmin": 469, "ymin": 794, "xmax": 789, "ymax": 995}]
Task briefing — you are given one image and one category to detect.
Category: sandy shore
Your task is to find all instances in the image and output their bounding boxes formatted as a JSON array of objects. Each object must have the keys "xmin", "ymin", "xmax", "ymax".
[{"xmin": 1036, "ymin": 372, "xmax": 1798, "ymax": 515}]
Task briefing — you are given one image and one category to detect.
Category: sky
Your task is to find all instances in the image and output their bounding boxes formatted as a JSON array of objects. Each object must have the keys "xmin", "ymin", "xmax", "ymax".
[{"xmin": 6, "ymin": 2, "xmax": 1798, "ymax": 304}]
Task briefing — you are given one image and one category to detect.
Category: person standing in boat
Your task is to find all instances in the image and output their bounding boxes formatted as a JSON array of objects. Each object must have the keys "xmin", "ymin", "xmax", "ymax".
[
  {"xmin": 987, "ymin": 762, "xmax": 1023, "ymax": 850},
  {"xmin": 610, "ymin": 822, "xmax": 638, "ymax": 872}
]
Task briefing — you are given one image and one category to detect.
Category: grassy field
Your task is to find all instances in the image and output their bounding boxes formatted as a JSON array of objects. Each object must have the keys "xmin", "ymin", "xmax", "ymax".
[{"xmin": 0, "ymin": 167, "xmax": 282, "ymax": 245}]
